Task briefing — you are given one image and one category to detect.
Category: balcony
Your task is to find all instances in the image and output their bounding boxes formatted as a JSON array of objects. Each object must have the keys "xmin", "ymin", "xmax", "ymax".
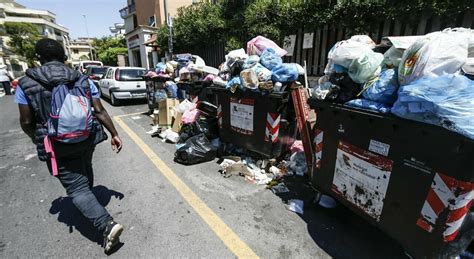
[{"xmin": 119, "ymin": 4, "xmax": 136, "ymax": 19}]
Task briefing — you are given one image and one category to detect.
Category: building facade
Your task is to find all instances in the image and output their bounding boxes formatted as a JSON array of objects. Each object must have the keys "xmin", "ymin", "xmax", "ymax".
[
  {"xmin": 0, "ymin": 0, "xmax": 70, "ymax": 76},
  {"xmin": 69, "ymin": 38, "xmax": 95, "ymax": 67},
  {"xmin": 120, "ymin": 0, "xmax": 194, "ymax": 69},
  {"xmin": 109, "ymin": 23, "xmax": 125, "ymax": 38}
]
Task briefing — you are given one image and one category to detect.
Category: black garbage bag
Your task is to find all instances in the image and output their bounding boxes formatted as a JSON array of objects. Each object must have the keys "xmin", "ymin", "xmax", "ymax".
[
  {"xmin": 174, "ymin": 134, "xmax": 217, "ymax": 165},
  {"xmin": 228, "ymin": 59, "xmax": 245, "ymax": 77},
  {"xmin": 178, "ymin": 118, "xmax": 219, "ymax": 143},
  {"xmin": 326, "ymin": 73, "xmax": 361, "ymax": 103}
]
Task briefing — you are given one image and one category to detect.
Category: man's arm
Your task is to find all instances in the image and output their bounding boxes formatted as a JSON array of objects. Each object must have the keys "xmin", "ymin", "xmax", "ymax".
[
  {"xmin": 18, "ymin": 104, "xmax": 36, "ymax": 143},
  {"xmin": 92, "ymin": 98, "xmax": 123, "ymax": 153}
]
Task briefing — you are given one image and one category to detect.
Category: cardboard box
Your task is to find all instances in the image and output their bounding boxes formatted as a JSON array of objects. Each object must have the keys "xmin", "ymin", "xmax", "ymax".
[
  {"xmin": 171, "ymin": 112, "xmax": 183, "ymax": 133},
  {"xmin": 159, "ymin": 99, "xmax": 180, "ymax": 128}
]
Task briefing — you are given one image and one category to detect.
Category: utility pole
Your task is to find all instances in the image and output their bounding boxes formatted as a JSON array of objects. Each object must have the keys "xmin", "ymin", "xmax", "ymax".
[{"xmin": 82, "ymin": 14, "xmax": 94, "ymax": 60}]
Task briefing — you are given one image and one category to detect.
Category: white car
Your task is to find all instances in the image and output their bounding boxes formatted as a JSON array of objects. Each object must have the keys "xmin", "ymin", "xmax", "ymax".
[{"xmin": 98, "ymin": 67, "xmax": 147, "ymax": 106}]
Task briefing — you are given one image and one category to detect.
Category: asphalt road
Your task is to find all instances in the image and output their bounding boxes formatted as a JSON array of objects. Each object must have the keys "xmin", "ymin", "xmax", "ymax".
[{"xmin": 0, "ymin": 95, "xmax": 407, "ymax": 258}]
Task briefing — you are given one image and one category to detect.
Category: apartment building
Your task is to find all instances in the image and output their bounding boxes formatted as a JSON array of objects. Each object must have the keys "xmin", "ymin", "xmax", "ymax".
[
  {"xmin": 109, "ymin": 23, "xmax": 125, "ymax": 38},
  {"xmin": 69, "ymin": 38, "xmax": 96, "ymax": 67},
  {"xmin": 120, "ymin": 0, "xmax": 194, "ymax": 69},
  {"xmin": 0, "ymin": 0, "xmax": 70, "ymax": 76}
]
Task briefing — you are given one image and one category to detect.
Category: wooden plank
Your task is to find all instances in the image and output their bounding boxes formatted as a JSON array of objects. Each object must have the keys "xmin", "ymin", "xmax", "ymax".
[
  {"xmin": 392, "ymin": 20, "xmax": 402, "ymax": 36},
  {"xmin": 382, "ymin": 20, "xmax": 391, "ymax": 37},
  {"xmin": 319, "ymin": 25, "xmax": 329, "ymax": 75},
  {"xmin": 417, "ymin": 16, "xmax": 428, "ymax": 35},
  {"xmin": 312, "ymin": 29, "xmax": 321, "ymax": 75},
  {"xmin": 461, "ymin": 10, "xmax": 473, "ymax": 28},
  {"xmin": 431, "ymin": 16, "xmax": 441, "ymax": 32}
]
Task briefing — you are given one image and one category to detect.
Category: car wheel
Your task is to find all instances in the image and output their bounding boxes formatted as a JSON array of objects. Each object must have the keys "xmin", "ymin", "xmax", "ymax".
[{"xmin": 110, "ymin": 93, "xmax": 120, "ymax": 106}]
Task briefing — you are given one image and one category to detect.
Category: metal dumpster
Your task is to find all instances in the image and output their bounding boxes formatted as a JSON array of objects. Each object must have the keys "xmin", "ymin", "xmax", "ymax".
[
  {"xmin": 308, "ymin": 98, "xmax": 474, "ymax": 258},
  {"xmin": 213, "ymin": 87, "xmax": 297, "ymax": 158}
]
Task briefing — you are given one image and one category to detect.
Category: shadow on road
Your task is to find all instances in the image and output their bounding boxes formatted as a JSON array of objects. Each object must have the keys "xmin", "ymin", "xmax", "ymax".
[
  {"xmin": 273, "ymin": 176, "xmax": 406, "ymax": 258},
  {"xmin": 49, "ymin": 185, "xmax": 125, "ymax": 246}
]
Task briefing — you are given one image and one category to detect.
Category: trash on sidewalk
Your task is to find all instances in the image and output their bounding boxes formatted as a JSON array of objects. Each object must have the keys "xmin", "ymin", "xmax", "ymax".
[
  {"xmin": 159, "ymin": 128, "xmax": 179, "ymax": 143},
  {"xmin": 287, "ymin": 199, "xmax": 304, "ymax": 215},
  {"xmin": 318, "ymin": 194, "xmax": 337, "ymax": 209},
  {"xmin": 174, "ymin": 134, "xmax": 217, "ymax": 165},
  {"xmin": 288, "ymin": 152, "xmax": 307, "ymax": 176},
  {"xmin": 271, "ymin": 182, "xmax": 290, "ymax": 194}
]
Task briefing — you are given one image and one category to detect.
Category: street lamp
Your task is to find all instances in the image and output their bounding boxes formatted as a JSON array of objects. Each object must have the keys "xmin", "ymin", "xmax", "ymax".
[{"xmin": 82, "ymin": 14, "xmax": 94, "ymax": 60}]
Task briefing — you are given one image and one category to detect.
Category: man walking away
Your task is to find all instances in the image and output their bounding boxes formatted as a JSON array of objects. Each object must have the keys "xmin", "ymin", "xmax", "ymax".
[
  {"xmin": 0, "ymin": 64, "xmax": 13, "ymax": 95},
  {"xmin": 15, "ymin": 38, "xmax": 124, "ymax": 254}
]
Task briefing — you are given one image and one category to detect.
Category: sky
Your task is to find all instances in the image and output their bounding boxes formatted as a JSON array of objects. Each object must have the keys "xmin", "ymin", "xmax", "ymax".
[{"xmin": 16, "ymin": 0, "xmax": 125, "ymax": 39}]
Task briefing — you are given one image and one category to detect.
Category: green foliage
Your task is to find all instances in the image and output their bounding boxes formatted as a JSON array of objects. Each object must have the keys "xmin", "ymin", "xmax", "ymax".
[
  {"xmin": 79, "ymin": 54, "xmax": 90, "ymax": 61},
  {"xmin": 156, "ymin": 0, "xmax": 470, "ymax": 54},
  {"xmin": 98, "ymin": 47, "xmax": 128, "ymax": 66},
  {"xmin": 92, "ymin": 36, "xmax": 127, "ymax": 65},
  {"xmin": 4, "ymin": 22, "xmax": 41, "ymax": 67}
]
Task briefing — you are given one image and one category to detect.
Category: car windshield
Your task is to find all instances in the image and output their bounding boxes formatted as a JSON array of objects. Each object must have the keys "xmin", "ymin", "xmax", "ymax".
[
  {"xmin": 83, "ymin": 62, "xmax": 102, "ymax": 68},
  {"xmin": 90, "ymin": 67, "xmax": 107, "ymax": 75},
  {"xmin": 119, "ymin": 69, "xmax": 145, "ymax": 81}
]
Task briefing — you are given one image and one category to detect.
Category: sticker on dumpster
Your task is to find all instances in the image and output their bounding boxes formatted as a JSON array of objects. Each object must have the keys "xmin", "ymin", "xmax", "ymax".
[
  {"xmin": 368, "ymin": 139, "xmax": 390, "ymax": 157},
  {"xmin": 332, "ymin": 141, "xmax": 394, "ymax": 221},
  {"xmin": 416, "ymin": 172, "xmax": 474, "ymax": 242},
  {"xmin": 230, "ymin": 98, "xmax": 254, "ymax": 135}
]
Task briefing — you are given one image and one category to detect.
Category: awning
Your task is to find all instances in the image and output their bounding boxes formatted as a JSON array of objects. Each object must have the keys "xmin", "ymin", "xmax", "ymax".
[{"xmin": 144, "ymin": 34, "xmax": 158, "ymax": 47}]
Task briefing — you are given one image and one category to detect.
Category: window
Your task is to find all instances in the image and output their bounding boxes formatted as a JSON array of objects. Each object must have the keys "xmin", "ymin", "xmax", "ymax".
[
  {"xmin": 118, "ymin": 69, "xmax": 145, "ymax": 81},
  {"xmin": 148, "ymin": 15, "xmax": 155, "ymax": 27},
  {"xmin": 73, "ymin": 49, "xmax": 79, "ymax": 54},
  {"xmin": 106, "ymin": 69, "xmax": 114, "ymax": 79}
]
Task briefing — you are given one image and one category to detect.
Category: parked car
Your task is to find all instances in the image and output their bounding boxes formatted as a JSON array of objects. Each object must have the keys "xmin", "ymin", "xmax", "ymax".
[
  {"xmin": 98, "ymin": 67, "xmax": 146, "ymax": 106},
  {"xmin": 79, "ymin": 60, "xmax": 103, "ymax": 73},
  {"xmin": 85, "ymin": 66, "xmax": 108, "ymax": 87}
]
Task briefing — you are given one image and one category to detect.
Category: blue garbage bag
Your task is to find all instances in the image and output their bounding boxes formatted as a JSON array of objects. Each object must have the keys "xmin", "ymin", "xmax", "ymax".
[
  {"xmin": 272, "ymin": 63, "xmax": 299, "ymax": 83},
  {"xmin": 260, "ymin": 48, "xmax": 282, "ymax": 70},
  {"xmin": 243, "ymin": 55, "xmax": 260, "ymax": 69},
  {"xmin": 165, "ymin": 81, "xmax": 178, "ymax": 98},
  {"xmin": 155, "ymin": 62, "xmax": 166, "ymax": 73},
  {"xmin": 392, "ymin": 74, "xmax": 474, "ymax": 139},
  {"xmin": 346, "ymin": 99, "xmax": 391, "ymax": 113},
  {"xmin": 154, "ymin": 89, "xmax": 168, "ymax": 103},
  {"xmin": 362, "ymin": 69, "xmax": 399, "ymax": 105},
  {"xmin": 225, "ymin": 76, "xmax": 243, "ymax": 90}
]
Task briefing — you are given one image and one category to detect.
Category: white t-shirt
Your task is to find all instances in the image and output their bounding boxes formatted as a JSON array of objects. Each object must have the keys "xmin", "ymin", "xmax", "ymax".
[{"xmin": 0, "ymin": 69, "xmax": 11, "ymax": 82}]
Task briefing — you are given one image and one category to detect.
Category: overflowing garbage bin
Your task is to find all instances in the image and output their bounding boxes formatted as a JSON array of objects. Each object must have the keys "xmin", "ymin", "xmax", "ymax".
[
  {"xmin": 308, "ymin": 98, "xmax": 474, "ymax": 258},
  {"xmin": 213, "ymin": 87, "xmax": 297, "ymax": 158}
]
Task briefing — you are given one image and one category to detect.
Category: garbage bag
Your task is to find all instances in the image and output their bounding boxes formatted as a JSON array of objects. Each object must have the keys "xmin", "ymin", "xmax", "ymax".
[
  {"xmin": 243, "ymin": 55, "xmax": 260, "ymax": 69},
  {"xmin": 398, "ymin": 30, "xmax": 469, "ymax": 86},
  {"xmin": 383, "ymin": 46, "xmax": 404, "ymax": 68},
  {"xmin": 348, "ymin": 50, "xmax": 383, "ymax": 84},
  {"xmin": 182, "ymin": 108, "xmax": 201, "ymax": 124},
  {"xmin": 271, "ymin": 63, "xmax": 299, "ymax": 83},
  {"xmin": 250, "ymin": 63, "xmax": 272, "ymax": 82},
  {"xmin": 154, "ymin": 89, "xmax": 168, "ymax": 103},
  {"xmin": 350, "ymin": 35, "xmax": 376, "ymax": 47},
  {"xmin": 247, "ymin": 35, "xmax": 287, "ymax": 57},
  {"xmin": 155, "ymin": 62, "xmax": 166, "ymax": 73},
  {"xmin": 225, "ymin": 77, "xmax": 243, "ymax": 92},
  {"xmin": 174, "ymin": 134, "xmax": 217, "ymax": 165},
  {"xmin": 346, "ymin": 99, "xmax": 391, "ymax": 114},
  {"xmin": 226, "ymin": 48, "xmax": 248, "ymax": 61},
  {"xmin": 260, "ymin": 48, "xmax": 283, "ymax": 70},
  {"xmin": 165, "ymin": 81, "xmax": 178, "ymax": 98},
  {"xmin": 178, "ymin": 118, "xmax": 219, "ymax": 143},
  {"xmin": 240, "ymin": 69, "xmax": 259, "ymax": 89},
  {"xmin": 326, "ymin": 73, "xmax": 360, "ymax": 103},
  {"xmin": 362, "ymin": 68, "xmax": 399, "ymax": 104},
  {"xmin": 228, "ymin": 59, "xmax": 245, "ymax": 77},
  {"xmin": 392, "ymin": 74, "xmax": 474, "ymax": 139},
  {"xmin": 332, "ymin": 40, "xmax": 373, "ymax": 68}
]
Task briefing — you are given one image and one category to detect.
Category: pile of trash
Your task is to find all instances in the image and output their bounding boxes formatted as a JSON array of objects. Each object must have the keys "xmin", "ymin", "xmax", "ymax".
[
  {"xmin": 315, "ymin": 28, "xmax": 474, "ymax": 139},
  {"xmin": 213, "ymin": 36, "xmax": 305, "ymax": 93}
]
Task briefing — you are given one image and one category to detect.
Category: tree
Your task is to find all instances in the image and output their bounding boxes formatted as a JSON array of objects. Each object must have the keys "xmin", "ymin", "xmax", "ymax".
[
  {"xmin": 4, "ymin": 22, "xmax": 41, "ymax": 67},
  {"xmin": 92, "ymin": 37, "xmax": 127, "ymax": 65},
  {"xmin": 98, "ymin": 47, "xmax": 128, "ymax": 66}
]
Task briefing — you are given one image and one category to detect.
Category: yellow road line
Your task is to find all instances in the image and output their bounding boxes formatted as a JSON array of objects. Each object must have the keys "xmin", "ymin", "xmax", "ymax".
[
  {"xmin": 114, "ymin": 111, "xmax": 146, "ymax": 119},
  {"xmin": 114, "ymin": 115, "xmax": 259, "ymax": 259}
]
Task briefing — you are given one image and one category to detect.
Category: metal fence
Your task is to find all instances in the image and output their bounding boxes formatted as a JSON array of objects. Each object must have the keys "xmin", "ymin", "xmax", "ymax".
[{"xmin": 192, "ymin": 11, "xmax": 473, "ymax": 76}]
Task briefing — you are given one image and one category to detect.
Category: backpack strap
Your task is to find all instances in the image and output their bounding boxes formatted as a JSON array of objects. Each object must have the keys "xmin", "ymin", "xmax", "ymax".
[{"xmin": 44, "ymin": 136, "xmax": 58, "ymax": 176}]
